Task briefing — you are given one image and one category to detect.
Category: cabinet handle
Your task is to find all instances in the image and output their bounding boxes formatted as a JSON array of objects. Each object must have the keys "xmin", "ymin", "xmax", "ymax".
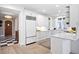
[{"xmin": 26, "ymin": 36, "xmax": 36, "ymax": 38}]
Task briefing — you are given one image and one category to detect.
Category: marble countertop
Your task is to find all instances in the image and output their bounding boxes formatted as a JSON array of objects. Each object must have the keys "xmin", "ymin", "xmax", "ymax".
[{"xmin": 51, "ymin": 32, "xmax": 78, "ymax": 40}]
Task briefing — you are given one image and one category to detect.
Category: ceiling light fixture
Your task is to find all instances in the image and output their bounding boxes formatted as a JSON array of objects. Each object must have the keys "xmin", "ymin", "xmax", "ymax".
[
  {"xmin": 42, "ymin": 9, "xmax": 46, "ymax": 13},
  {"xmin": 56, "ymin": 5, "xmax": 60, "ymax": 7},
  {"xmin": 58, "ymin": 10, "xmax": 61, "ymax": 13},
  {"xmin": 4, "ymin": 15, "xmax": 12, "ymax": 18},
  {"xmin": 56, "ymin": 14, "xmax": 59, "ymax": 17}
]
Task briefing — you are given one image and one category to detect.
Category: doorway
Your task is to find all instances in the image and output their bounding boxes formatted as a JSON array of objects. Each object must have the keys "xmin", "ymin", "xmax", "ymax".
[{"xmin": 5, "ymin": 20, "xmax": 12, "ymax": 37}]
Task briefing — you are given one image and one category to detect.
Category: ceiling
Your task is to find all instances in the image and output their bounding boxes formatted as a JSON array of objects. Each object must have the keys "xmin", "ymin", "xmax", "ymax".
[
  {"xmin": 0, "ymin": 7, "xmax": 19, "ymax": 19},
  {"xmin": 0, "ymin": 4, "xmax": 67, "ymax": 19},
  {"xmin": 16, "ymin": 4, "xmax": 67, "ymax": 17}
]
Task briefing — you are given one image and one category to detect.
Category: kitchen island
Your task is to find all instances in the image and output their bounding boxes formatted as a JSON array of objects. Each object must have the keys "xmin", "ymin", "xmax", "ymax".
[{"xmin": 50, "ymin": 31, "xmax": 77, "ymax": 54}]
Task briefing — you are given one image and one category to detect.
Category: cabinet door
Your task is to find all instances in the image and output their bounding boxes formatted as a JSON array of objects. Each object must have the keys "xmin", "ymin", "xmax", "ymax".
[
  {"xmin": 37, "ymin": 15, "xmax": 49, "ymax": 29},
  {"xmin": 51, "ymin": 37, "xmax": 62, "ymax": 54},
  {"xmin": 26, "ymin": 37, "xmax": 36, "ymax": 44},
  {"xmin": 70, "ymin": 5, "xmax": 79, "ymax": 27},
  {"xmin": 37, "ymin": 31, "xmax": 49, "ymax": 41},
  {"xmin": 41, "ymin": 31, "xmax": 49, "ymax": 39},
  {"xmin": 51, "ymin": 37, "xmax": 71, "ymax": 54},
  {"xmin": 36, "ymin": 32, "xmax": 42, "ymax": 41}
]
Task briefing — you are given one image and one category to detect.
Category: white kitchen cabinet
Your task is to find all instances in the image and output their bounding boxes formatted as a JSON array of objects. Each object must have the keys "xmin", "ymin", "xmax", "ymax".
[
  {"xmin": 26, "ymin": 37, "xmax": 36, "ymax": 44},
  {"xmin": 36, "ymin": 15, "xmax": 49, "ymax": 30},
  {"xmin": 26, "ymin": 30, "xmax": 49, "ymax": 44},
  {"xmin": 70, "ymin": 5, "xmax": 79, "ymax": 54},
  {"xmin": 70, "ymin": 5, "xmax": 79, "ymax": 27},
  {"xmin": 36, "ymin": 31, "xmax": 49, "ymax": 41},
  {"xmin": 50, "ymin": 32, "xmax": 77, "ymax": 54},
  {"xmin": 51, "ymin": 34, "xmax": 71, "ymax": 54}
]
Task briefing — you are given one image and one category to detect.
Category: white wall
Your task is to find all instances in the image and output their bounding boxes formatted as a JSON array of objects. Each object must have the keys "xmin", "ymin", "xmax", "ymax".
[
  {"xmin": 49, "ymin": 17, "xmax": 55, "ymax": 30},
  {"xmin": 19, "ymin": 9, "xmax": 26, "ymax": 46},
  {"xmin": 15, "ymin": 17, "xmax": 19, "ymax": 31},
  {"xmin": 12, "ymin": 19, "xmax": 15, "ymax": 37},
  {"xmin": 36, "ymin": 15, "xmax": 49, "ymax": 30}
]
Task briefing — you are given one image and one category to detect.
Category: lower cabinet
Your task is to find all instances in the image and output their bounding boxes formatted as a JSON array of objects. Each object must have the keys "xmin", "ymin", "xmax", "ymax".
[
  {"xmin": 36, "ymin": 31, "xmax": 50, "ymax": 41},
  {"xmin": 26, "ymin": 37, "xmax": 36, "ymax": 44},
  {"xmin": 51, "ymin": 37, "xmax": 71, "ymax": 54},
  {"xmin": 26, "ymin": 31, "xmax": 50, "ymax": 44},
  {"xmin": 71, "ymin": 39, "xmax": 79, "ymax": 54}
]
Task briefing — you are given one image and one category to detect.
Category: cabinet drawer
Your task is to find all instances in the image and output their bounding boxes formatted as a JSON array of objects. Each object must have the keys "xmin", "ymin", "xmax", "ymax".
[
  {"xmin": 37, "ymin": 31, "xmax": 49, "ymax": 41},
  {"xmin": 26, "ymin": 37, "xmax": 36, "ymax": 44}
]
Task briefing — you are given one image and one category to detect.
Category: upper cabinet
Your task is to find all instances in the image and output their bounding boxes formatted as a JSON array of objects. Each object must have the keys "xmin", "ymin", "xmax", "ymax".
[
  {"xmin": 36, "ymin": 15, "xmax": 49, "ymax": 31},
  {"xmin": 70, "ymin": 5, "xmax": 79, "ymax": 27}
]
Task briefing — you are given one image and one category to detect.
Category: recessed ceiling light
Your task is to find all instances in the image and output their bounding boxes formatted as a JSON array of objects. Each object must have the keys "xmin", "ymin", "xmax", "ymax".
[
  {"xmin": 4, "ymin": 15, "xmax": 12, "ymax": 18},
  {"xmin": 56, "ymin": 14, "xmax": 59, "ymax": 16},
  {"xmin": 42, "ymin": 9, "xmax": 46, "ymax": 13},
  {"xmin": 58, "ymin": 10, "xmax": 61, "ymax": 13},
  {"xmin": 56, "ymin": 5, "xmax": 60, "ymax": 7}
]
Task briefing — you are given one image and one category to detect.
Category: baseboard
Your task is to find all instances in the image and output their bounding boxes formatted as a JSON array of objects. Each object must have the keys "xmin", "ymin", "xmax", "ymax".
[{"xmin": 26, "ymin": 42, "xmax": 36, "ymax": 45}]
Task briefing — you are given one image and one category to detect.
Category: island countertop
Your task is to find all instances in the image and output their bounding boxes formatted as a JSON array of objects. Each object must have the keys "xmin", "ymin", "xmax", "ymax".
[{"xmin": 51, "ymin": 32, "xmax": 77, "ymax": 40}]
